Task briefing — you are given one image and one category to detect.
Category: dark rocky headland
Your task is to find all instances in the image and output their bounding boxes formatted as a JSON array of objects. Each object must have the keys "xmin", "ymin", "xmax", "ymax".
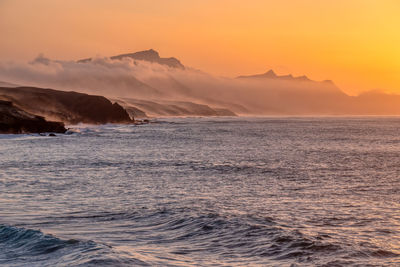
[
  {"xmin": 0, "ymin": 86, "xmax": 134, "ymax": 134},
  {"xmin": 0, "ymin": 100, "xmax": 66, "ymax": 134}
]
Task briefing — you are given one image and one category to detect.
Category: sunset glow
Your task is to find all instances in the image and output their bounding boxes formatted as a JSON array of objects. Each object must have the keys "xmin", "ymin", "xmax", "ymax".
[
  {"xmin": 1, "ymin": 0, "xmax": 399, "ymax": 94},
  {"xmin": 1, "ymin": 2, "xmax": 400, "ymax": 266}
]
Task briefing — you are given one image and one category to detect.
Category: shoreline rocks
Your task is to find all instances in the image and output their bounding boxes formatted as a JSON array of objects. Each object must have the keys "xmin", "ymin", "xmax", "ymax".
[
  {"xmin": 0, "ymin": 86, "xmax": 134, "ymax": 125},
  {"xmin": 0, "ymin": 100, "xmax": 66, "ymax": 134}
]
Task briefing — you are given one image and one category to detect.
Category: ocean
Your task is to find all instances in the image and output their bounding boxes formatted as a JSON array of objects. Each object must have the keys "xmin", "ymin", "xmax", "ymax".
[{"xmin": 0, "ymin": 117, "xmax": 399, "ymax": 266}]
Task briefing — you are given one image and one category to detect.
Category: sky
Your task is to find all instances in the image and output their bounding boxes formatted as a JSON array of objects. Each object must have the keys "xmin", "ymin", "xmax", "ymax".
[{"xmin": 0, "ymin": 0, "xmax": 399, "ymax": 95}]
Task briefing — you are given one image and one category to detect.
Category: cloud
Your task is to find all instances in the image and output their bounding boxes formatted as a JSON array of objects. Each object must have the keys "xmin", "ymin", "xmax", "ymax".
[{"xmin": 0, "ymin": 55, "xmax": 360, "ymax": 115}]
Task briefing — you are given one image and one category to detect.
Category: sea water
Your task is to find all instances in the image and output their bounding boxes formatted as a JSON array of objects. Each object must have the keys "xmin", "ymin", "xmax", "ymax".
[{"xmin": 0, "ymin": 117, "xmax": 399, "ymax": 266}]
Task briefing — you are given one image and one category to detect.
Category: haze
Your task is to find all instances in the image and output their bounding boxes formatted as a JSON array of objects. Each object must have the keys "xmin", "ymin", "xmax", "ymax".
[{"xmin": 1, "ymin": 0, "xmax": 399, "ymax": 95}]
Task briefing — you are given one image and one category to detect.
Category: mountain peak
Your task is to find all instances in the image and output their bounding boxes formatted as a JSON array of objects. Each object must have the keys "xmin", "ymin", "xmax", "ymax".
[
  {"xmin": 296, "ymin": 75, "xmax": 311, "ymax": 82},
  {"xmin": 237, "ymin": 69, "xmax": 278, "ymax": 79},
  {"xmin": 115, "ymin": 49, "xmax": 160, "ymax": 61},
  {"xmin": 78, "ymin": 49, "xmax": 185, "ymax": 69},
  {"xmin": 237, "ymin": 70, "xmax": 338, "ymax": 88},
  {"xmin": 263, "ymin": 70, "xmax": 277, "ymax": 78},
  {"xmin": 111, "ymin": 49, "xmax": 185, "ymax": 69}
]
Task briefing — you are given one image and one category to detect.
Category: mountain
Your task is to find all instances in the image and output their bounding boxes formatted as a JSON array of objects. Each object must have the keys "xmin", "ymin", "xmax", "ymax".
[
  {"xmin": 4, "ymin": 50, "xmax": 400, "ymax": 116},
  {"xmin": 0, "ymin": 87, "xmax": 133, "ymax": 124},
  {"xmin": 79, "ymin": 49, "xmax": 185, "ymax": 69},
  {"xmin": 237, "ymin": 69, "xmax": 336, "ymax": 84}
]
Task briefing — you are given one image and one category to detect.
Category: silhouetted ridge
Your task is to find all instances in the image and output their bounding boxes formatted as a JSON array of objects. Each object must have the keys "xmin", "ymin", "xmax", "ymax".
[
  {"xmin": 0, "ymin": 87, "xmax": 133, "ymax": 124},
  {"xmin": 79, "ymin": 49, "xmax": 185, "ymax": 69},
  {"xmin": 238, "ymin": 69, "xmax": 313, "ymax": 82}
]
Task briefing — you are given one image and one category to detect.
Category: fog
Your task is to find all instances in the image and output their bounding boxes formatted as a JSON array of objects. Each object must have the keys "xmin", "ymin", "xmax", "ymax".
[{"xmin": 1, "ymin": 55, "xmax": 400, "ymax": 117}]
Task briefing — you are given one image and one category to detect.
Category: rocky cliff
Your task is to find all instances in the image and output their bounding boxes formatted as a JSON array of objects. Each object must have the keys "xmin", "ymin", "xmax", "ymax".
[
  {"xmin": 0, "ymin": 87, "xmax": 133, "ymax": 124},
  {"xmin": 0, "ymin": 100, "xmax": 66, "ymax": 134}
]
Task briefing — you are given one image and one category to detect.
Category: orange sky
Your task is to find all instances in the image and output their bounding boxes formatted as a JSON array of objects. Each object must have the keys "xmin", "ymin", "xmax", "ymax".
[{"xmin": 0, "ymin": 0, "xmax": 399, "ymax": 95}]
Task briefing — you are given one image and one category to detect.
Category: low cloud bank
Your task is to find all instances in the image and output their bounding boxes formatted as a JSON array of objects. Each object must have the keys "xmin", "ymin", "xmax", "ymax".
[{"xmin": 1, "ymin": 54, "xmax": 400, "ymax": 116}]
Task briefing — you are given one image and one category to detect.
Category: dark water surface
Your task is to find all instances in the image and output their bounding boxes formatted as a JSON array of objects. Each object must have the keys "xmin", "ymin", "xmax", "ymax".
[{"xmin": 0, "ymin": 117, "xmax": 399, "ymax": 266}]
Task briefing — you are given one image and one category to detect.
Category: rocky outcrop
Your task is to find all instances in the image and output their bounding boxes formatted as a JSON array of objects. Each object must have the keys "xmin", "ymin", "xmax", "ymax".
[
  {"xmin": 0, "ymin": 87, "xmax": 133, "ymax": 124},
  {"xmin": 0, "ymin": 100, "xmax": 66, "ymax": 134}
]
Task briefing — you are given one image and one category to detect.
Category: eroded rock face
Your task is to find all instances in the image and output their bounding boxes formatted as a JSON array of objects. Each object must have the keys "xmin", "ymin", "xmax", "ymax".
[
  {"xmin": 0, "ymin": 87, "xmax": 133, "ymax": 124},
  {"xmin": 0, "ymin": 100, "xmax": 66, "ymax": 134}
]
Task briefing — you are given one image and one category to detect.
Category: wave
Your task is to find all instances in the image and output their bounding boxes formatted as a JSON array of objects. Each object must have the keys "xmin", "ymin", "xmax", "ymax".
[
  {"xmin": 11, "ymin": 208, "xmax": 346, "ymax": 265},
  {"xmin": 2, "ymin": 204, "xmax": 399, "ymax": 266},
  {"xmin": 0, "ymin": 225, "xmax": 145, "ymax": 267}
]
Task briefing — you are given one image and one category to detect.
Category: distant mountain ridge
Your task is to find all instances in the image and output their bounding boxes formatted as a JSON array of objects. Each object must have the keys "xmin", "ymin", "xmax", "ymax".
[
  {"xmin": 78, "ymin": 49, "xmax": 185, "ymax": 69},
  {"xmin": 4, "ymin": 50, "xmax": 400, "ymax": 116},
  {"xmin": 238, "ymin": 69, "xmax": 334, "ymax": 84}
]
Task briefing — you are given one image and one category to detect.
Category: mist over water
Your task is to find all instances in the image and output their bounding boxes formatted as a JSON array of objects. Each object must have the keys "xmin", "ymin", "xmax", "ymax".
[
  {"xmin": 1, "ymin": 117, "xmax": 399, "ymax": 266},
  {"xmin": 0, "ymin": 55, "xmax": 355, "ymax": 116},
  {"xmin": 2, "ymin": 53, "xmax": 400, "ymax": 117}
]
